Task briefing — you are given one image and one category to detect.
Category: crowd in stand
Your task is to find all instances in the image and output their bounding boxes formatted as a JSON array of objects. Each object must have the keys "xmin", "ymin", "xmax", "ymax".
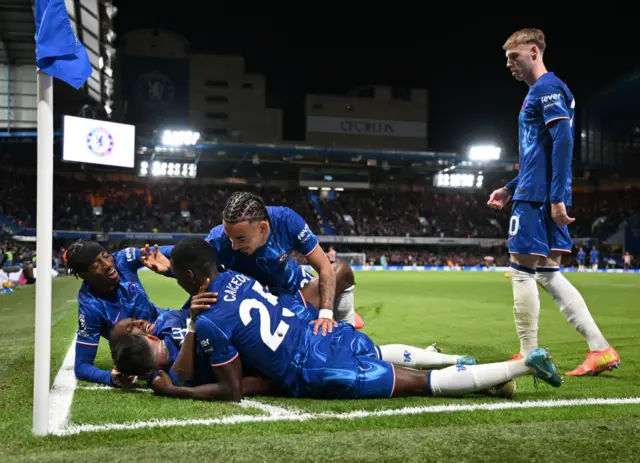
[{"xmin": 2, "ymin": 171, "xmax": 638, "ymax": 242}]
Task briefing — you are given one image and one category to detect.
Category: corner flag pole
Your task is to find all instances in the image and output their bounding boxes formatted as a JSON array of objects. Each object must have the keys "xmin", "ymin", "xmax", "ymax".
[
  {"xmin": 32, "ymin": 0, "xmax": 92, "ymax": 436},
  {"xmin": 33, "ymin": 69, "xmax": 54, "ymax": 436}
]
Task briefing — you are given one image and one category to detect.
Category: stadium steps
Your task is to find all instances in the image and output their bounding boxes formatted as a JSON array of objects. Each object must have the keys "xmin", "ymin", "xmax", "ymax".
[
  {"xmin": 307, "ymin": 193, "xmax": 335, "ymax": 235},
  {"xmin": 0, "ymin": 216, "xmax": 24, "ymax": 234}
]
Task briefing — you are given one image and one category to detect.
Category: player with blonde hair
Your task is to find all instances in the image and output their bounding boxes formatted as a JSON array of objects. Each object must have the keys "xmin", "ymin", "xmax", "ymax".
[{"xmin": 487, "ymin": 28, "xmax": 620, "ymax": 376}]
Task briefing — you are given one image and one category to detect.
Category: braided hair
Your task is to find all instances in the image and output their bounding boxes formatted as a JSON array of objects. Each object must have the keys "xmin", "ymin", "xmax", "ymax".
[
  {"xmin": 222, "ymin": 191, "xmax": 282, "ymax": 251},
  {"xmin": 222, "ymin": 192, "xmax": 268, "ymax": 224}
]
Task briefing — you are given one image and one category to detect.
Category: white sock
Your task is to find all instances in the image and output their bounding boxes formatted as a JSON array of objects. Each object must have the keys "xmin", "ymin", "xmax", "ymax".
[
  {"xmin": 510, "ymin": 264, "xmax": 540, "ymax": 356},
  {"xmin": 379, "ymin": 344, "xmax": 461, "ymax": 369},
  {"xmin": 429, "ymin": 361, "xmax": 530, "ymax": 397},
  {"xmin": 334, "ymin": 286, "xmax": 355, "ymax": 326},
  {"xmin": 536, "ymin": 268, "xmax": 609, "ymax": 351}
]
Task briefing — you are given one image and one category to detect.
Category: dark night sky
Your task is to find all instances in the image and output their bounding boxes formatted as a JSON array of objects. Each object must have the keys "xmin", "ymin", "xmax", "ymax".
[{"xmin": 114, "ymin": 5, "xmax": 640, "ymax": 157}]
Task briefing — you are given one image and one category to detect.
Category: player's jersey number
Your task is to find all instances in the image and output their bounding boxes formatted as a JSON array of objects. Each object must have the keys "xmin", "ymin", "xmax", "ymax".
[
  {"xmin": 509, "ymin": 215, "xmax": 520, "ymax": 236},
  {"xmin": 239, "ymin": 281, "xmax": 295, "ymax": 351}
]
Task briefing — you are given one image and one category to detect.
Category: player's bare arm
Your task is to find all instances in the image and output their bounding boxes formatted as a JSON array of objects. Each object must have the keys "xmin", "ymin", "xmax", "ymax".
[
  {"xmin": 153, "ymin": 355, "xmax": 244, "ymax": 402},
  {"xmin": 305, "ymin": 245, "xmax": 339, "ymax": 336}
]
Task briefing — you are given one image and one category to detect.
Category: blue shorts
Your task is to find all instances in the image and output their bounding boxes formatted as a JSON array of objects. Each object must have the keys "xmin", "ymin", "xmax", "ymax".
[
  {"xmin": 293, "ymin": 323, "xmax": 395, "ymax": 399},
  {"xmin": 508, "ymin": 201, "xmax": 572, "ymax": 257}
]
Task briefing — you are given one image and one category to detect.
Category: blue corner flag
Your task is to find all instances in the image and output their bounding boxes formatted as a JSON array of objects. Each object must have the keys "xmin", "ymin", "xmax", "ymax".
[{"xmin": 34, "ymin": 0, "xmax": 92, "ymax": 89}]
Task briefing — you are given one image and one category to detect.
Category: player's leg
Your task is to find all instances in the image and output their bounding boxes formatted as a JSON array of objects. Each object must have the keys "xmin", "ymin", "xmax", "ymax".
[
  {"xmin": 341, "ymin": 323, "xmax": 477, "ymax": 369},
  {"xmin": 378, "ymin": 344, "xmax": 477, "ymax": 368},
  {"xmin": 536, "ymin": 247, "xmax": 620, "ymax": 376},
  {"xmin": 391, "ymin": 347, "xmax": 562, "ymax": 398},
  {"xmin": 507, "ymin": 201, "xmax": 546, "ymax": 357}
]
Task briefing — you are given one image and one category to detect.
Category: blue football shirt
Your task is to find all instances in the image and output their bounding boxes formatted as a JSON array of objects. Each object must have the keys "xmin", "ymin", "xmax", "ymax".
[
  {"xmin": 513, "ymin": 72, "xmax": 575, "ymax": 206},
  {"xmin": 206, "ymin": 206, "xmax": 319, "ymax": 294}
]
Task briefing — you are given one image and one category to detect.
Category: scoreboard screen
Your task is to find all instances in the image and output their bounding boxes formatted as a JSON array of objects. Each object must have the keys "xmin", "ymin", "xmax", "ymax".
[
  {"xmin": 434, "ymin": 172, "xmax": 483, "ymax": 189},
  {"xmin": 138, "ymin": 160, "xmax": 197, "ymax": 178}
]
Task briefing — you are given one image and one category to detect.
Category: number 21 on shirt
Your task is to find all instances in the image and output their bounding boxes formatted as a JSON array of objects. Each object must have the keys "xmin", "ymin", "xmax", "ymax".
[{"xmin": 239, "ymin": 281, "xmax": 295, "ymax": 351}]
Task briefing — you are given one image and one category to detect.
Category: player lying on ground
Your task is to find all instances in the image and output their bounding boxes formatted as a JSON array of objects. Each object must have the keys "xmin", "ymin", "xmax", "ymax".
[
  {"xmin": 488, "ymin": 28, "xmax": 619, "ymax": 376},
  {"xmin": 65, "ymin": 239, "xmax": 176, "ymax": 387},
  {"xmin": 141, "ymin": 191, "xmax": 362, "ymax": 335},
  {"xmin": 114, "ymin": 237, "xmax": 562, "ymax": 402},
  {"xmin": 110, "ymin": 283, "xmax": 479, "ymax": 393}
]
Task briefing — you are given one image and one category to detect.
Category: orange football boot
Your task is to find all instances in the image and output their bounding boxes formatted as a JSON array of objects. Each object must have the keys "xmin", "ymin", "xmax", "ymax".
[
  {"xmin": 566, "ymin": 346, "xmax": 621, "ymax": 376},
  {"xmin": 354, "ymin": 313, "xmax": 365, "ymax": 329}
]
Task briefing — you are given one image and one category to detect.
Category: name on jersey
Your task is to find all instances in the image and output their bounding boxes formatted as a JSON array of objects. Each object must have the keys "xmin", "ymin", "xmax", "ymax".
[
  {"xmin": 540, "ymin": 93, "xmax": 561, "ymax": 104},
  {"xmin": 223, "ymin": 274, "xmax": 249, "ymax": 302}
]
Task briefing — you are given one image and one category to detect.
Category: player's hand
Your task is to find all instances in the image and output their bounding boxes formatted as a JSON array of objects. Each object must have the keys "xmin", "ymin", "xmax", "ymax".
[
  {"xmin": 487, "ymin": 187, "xmax": 511, "ymax": 210},
  {"xmin": 190, "ymin": 278, "xmax": 216, "ymax": 319},
  {"xmin": 551, "ymin": 202, "xmax": 575, "ymax": 226},
  {"xmin": 140, "ymin": 244, "xmax": 171, "ymax": 274},
  {"xmin": 310, "ymin": 316, "xmax": 338, "ymax": 336},
  {"xmin": 151, "ymin": 370, "xmax": 174, "ymax": 395},
  {"xmin": 111, "ymin": 368, "xmax": 137, "ymax": 389}
]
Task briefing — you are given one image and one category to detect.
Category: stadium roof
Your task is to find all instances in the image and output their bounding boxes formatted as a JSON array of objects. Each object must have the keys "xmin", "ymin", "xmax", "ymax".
[
  {"xmin": 0, "ymin": 0, "xmax": 116, "ymax": 111},
  {"xmin": 0, "ymin": 0, "xmax": 35, "ymax": 65}
]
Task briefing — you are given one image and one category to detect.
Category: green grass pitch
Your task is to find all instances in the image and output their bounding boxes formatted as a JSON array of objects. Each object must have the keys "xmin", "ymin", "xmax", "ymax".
[{"xmin": 1, "ymin": 271, "xmax": 639, "ymax": 461}]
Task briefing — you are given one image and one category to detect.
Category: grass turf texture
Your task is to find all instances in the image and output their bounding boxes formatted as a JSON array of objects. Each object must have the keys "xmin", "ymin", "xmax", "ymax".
[{"xmin": 1, "ymin": 271, "xmax": 639, "ymax": 461}]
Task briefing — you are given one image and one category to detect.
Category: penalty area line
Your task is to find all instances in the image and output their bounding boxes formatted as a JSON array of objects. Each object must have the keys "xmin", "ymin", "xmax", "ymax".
[{"xmin": 50, "ymin": 396, "xmax": 640, "ymax": 437}]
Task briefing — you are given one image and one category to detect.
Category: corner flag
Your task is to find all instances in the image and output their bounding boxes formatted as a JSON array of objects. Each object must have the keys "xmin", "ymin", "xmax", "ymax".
[
  {"xmin": 35, "ymin": 0, "xmax": 91, "ymax": 89},
  {"xmin": 33, "ymin": 0, "xmax": 91, "ymax": 436}
]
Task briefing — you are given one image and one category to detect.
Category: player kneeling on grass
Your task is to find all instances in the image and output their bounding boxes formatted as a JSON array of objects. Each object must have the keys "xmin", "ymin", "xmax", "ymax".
[
  {"xmin": 110, "ymin": 282, "xmax": 481, "ymax": 393},
  {"xmin": 112, "ymin": 237, "xmax": 562, "ymax": 402}
]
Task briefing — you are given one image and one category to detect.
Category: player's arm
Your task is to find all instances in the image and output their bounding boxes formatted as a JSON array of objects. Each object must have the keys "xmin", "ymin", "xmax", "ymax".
[
  {"xmin": 74, "ymin": 303, "xmax": 113, "ymax": 386},
  {"xmin": 542, "ymin": 91, "xmax": 575, "ymax": 224},
  {"xmin": 152, "ymin": 361, "xmax": 276, "ymax": 400},
  {"xmin": 505, "ymin": 174, "xmax": 519, "ymax": 195},
  {"xmin": 547, "ymin": 118, "xmax": 573, "ymax": 204},
  {"xmin": 285, "ymin": 209, "xmax": 336, "ymax": 313},
  {"xmin": 170, "ymin": 286, "xmax": 214, "ymax": 381},
  {"xmin": 305, "ymin": 245, "xmax": 336, "ymax": 312}
]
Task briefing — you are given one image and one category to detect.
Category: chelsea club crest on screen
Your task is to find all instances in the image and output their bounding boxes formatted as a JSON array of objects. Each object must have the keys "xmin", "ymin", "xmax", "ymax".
[{"xmin": 86, "ymin": 127, "xmax": 114, "ymax": 157}]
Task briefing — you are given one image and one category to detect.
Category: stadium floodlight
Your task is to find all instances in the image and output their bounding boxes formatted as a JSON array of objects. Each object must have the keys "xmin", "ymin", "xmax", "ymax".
[
  {"xmin": 468, "ymin": 145, "xmax": 501, "ymax": 161},
  {"xmin": 162, "ymin": 130, "xmax": 200, "ymax": 147}
]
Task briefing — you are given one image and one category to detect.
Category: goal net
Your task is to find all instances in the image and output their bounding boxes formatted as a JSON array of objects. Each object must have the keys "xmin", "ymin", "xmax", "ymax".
[{"xmin": 336, "ymin": 252, "xmax": 367, "ymax": 267}]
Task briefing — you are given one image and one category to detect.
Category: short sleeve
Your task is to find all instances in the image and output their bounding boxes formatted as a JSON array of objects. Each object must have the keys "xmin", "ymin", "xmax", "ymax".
[
  {"xmin": 195, "ymin": 317, "xmax": 238, "ymax": 367},
  {"xmin": 540, "ymin": 91, "xmax": 571, "ymax": 125},
  {"xmin": 285, "ymin": 208, "xmax": 319, "ymax": 256}
]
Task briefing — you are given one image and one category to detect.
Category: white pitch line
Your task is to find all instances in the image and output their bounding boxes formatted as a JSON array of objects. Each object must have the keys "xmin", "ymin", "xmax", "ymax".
[
  {"xmin": 77, "ymin": 386, "xmax": 299, "ymax": 414},
  {"xmin": 77, "ymin": 385, "xmax": 152, "ymax": 393},
  {"xmin": 50, "ymin": 396, "xmax": 640, "ymax": 437},
  {"xmin": 48, "ymin": 340, "xmax": 77, "ymax": 433},
  {"xmin": 239, "ymin": 399, "xmax": 299, "ymax": 416}
]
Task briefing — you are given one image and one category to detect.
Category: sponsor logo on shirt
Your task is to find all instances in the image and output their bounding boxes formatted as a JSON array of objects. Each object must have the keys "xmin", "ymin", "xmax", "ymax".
[
  {"xmin": 540, "ymin": 93, "xmax": 562, "ymax": 104},
  {"xmin": 298, "ymin": 224, "xmax": 312, "ymax": 243}
]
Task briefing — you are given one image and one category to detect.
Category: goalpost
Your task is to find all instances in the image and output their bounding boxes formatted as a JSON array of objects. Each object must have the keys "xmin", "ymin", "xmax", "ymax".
[{"xmin": 337, "ymin": 253, "xmax": 367, "ymax": 267}]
